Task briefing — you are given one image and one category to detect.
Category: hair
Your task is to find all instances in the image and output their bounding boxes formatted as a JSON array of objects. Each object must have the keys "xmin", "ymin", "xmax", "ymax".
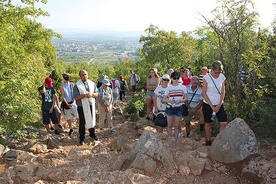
[
  {"xmin": 119, "ymin": 75, "xmax": 124, "ymax": 80},
  {"xmin": 212, "ymin": 61, "xmax": 224, "ymax": 71},
  {"xmin": 148, "ymin": 68, "xmax": 159, "ymax": 78},
  {"xmin": 79, "ymin": 70, "xmax": 88, "ymax": 76},
  {"xmin": 191, "ymin": 76, "xmax": 201, "ymax": 86}
]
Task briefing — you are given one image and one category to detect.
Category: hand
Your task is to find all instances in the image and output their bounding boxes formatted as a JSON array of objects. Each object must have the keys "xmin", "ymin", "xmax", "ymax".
[
  {"xmin": 49, "ymin": 107, "xmax": 54, "ymax": 113},
  {"xmin": 189, "ymin": 109, "xmax": 195, "ymax": 116},
  {"xmin": 213, "ymin": 105, "xmax": 221, "ymax": 113}
]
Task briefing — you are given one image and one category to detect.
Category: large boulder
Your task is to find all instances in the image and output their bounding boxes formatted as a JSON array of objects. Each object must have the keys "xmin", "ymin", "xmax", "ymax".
[
  {"xmin": 210, "ymin": 118, "xmax": 259, "ymax": 163},
  {"xmin": 130, "ymin": 126, "xmax": 176, "ymax": 175}
]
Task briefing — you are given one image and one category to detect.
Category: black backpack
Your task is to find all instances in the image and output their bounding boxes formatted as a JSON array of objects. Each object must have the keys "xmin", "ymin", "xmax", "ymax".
[{"xmin": 120, "ymin": 80, "xmax": 127, "ymax": 90}]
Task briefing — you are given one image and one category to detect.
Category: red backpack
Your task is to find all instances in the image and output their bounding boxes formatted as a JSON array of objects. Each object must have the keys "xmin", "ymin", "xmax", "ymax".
[{"xmin": 111, "ymin": 79, "xmax": 116, "ymax": 89}]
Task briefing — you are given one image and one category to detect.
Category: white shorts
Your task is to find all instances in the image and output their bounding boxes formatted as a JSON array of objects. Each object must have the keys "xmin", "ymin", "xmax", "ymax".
[{"xmin": 62, "ymin": 104, "xmax": 79, "ymax": 120}]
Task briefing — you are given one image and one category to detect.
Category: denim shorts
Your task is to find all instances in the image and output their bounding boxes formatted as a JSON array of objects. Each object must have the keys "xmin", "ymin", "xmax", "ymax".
[
  {"xmin": 165, "ymin": 106, "xmax": 182, "ymax": 117},
  {"xmin": 146, "ymin": 90, "xmax": 155, "ymax": 99}
]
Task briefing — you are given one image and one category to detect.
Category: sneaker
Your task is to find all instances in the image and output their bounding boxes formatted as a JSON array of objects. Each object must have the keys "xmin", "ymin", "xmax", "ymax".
[
  {"xmin": 146, "ymin": 116, "xmax": 151, "ymax": 120},
  {"xmin": 205, "ymin": 140, "xmax": 212, "ymax": 146},
  {"xmin": 110, "ymin": 128, "xmax": 117, "ymax": 133},
  {"xmin": 186, "ymin": 132, "xmax": 190, "ymax": 138},
  {"xmin": 68, "ymin": 129, "xmax": 74, "ymax": 136},
  {"xmin": 58, "ymin": 125, "xmax": 64, "ymax": 130},
  {"xmin": 54, "ymin": 130, "xmax": 60, "ymax": 135},
  {"xmin": 178, "ymin": 132, "xmax": 184, "ymax": 138},
  {"xmin": 99, "ymin": 131, "xmax": 104, "ymax": 137}
]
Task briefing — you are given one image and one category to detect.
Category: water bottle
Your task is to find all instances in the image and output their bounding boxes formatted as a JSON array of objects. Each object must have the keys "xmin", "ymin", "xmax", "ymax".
[{"xmin": 211, "ymin": 111, "xmax": 216, "ymax": 122}]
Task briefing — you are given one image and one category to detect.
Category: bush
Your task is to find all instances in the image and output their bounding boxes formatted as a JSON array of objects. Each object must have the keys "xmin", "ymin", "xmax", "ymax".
[{"xmin": 124, "ymin": 90, "xmax": 146, "ymax": 121}]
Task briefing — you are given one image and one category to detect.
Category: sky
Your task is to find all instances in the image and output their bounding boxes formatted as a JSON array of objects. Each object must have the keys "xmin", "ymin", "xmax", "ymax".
[{"xmin": 16, "ymin": 0, "xmax": 276, "ymax": 33}]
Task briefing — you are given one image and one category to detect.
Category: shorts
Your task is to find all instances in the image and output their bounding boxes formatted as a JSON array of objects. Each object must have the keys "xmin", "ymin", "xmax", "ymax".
[
  {"xmin": 146, "ymin": 90, "xmax": 155, "ymax": 99},
  {"xmin": 42, "ymin": 109, "xmax": 58, "ymax": 125},
  {"xmin": 202, "ymin": 103, "xmax": 227, "ymax": 123},
  {"xmin": 183, "ymin": 108, "xmax": 202, "ymax": 121},
  {"xmin": 165, "ymin": 106, "xmax": 182, "ymax": 117},
  {"xmin": 62, "ymin": 104, "xmax": 79, "ymax": 120}
]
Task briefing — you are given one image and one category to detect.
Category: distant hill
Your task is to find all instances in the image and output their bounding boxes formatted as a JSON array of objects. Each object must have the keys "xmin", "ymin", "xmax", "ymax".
[{"xmin": 53, "ymin": 31, "xmax": 144, "ymax": 42}]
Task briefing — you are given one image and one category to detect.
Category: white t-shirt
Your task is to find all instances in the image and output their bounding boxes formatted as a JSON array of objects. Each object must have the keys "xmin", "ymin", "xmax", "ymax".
[
  {"xmin": 154, "ymin": 85, "xmax": 167, "ymax": 111},
  {"xmin": 203, "ymin": 73, "xmax": 226, "ymax": 105},
  {"xmin": 164, "ymin": 84, "xmax": 187, "ymax": 107}
]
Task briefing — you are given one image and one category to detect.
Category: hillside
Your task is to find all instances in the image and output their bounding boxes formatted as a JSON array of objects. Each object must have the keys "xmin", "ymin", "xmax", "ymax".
[{"xmin": 0, "ymin": 93, "xmax": 275, "ymax": 183}]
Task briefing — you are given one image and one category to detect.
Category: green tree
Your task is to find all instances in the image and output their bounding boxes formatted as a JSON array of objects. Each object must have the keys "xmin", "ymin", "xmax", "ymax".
[
  {"xmin": 0, "ymin": 0, "xmax": 60, "ymax": 138},
  {"xmin": 139, "ymin": 24, "xmax": 196, "ymax": 72}
]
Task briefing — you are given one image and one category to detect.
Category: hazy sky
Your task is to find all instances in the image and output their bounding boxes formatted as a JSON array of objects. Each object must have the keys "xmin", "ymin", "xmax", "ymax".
[{"xmin": 22, "ymin": 0, "xmax": 275, "ymax": 33}]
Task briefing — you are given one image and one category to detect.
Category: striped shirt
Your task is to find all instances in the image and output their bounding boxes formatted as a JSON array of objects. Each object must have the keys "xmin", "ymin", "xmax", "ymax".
[{"xmin": 186, "ymin": 85, "xmax": 203, "ymax": 108}]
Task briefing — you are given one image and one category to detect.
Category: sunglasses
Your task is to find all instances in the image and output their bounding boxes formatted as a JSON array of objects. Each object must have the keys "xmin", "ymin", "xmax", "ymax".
[
  {"xmin": 173, "ymin": 77, "xmax": 179, "ymax": 80},
  {"xmin": 213, "ymin": 71, "xmax": 222, "ymax": 74},
  {"xmin": 162, "ymin": 79, "xmax": 170, "ymax": 82}
]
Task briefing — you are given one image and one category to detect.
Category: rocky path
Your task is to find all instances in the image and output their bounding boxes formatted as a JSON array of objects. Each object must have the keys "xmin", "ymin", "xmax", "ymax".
[{"xmin": 0, "ymin": 97, "xmax": 275, "ymax": 183}]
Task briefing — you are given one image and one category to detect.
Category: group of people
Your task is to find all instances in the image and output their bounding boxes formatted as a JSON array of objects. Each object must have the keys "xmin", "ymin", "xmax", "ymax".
[
  {"xmin": 147, "ymin": 61, "xmax": 227, "ymax": 145},
  {"xmin": 38, "ymin": 61, "xmax": 227, "ymax": 146},
  {"xmin": 38, "ymin": 70, "xmax": 134, "ymax": 145}
]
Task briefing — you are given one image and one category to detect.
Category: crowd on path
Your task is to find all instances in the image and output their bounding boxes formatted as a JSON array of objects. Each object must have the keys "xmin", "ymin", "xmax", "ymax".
[{"xmin": 38, "ymin": 61, "xmax": 227, "ymax": 146}]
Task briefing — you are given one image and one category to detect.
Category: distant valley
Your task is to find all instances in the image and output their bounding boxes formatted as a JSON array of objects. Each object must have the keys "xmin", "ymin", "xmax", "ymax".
[{"xmin": 52, "ymin": 31, "xmax": 143, "ymax": 65}]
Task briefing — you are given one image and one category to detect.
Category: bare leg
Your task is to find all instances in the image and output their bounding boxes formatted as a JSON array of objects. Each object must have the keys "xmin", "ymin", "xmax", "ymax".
[
  {"xmin": 205, "ymin": 123, "xmax": 212, "ymax": 141},
  {"xmin": 185, "ymin": 120, "xmax": 191, "ymax": 137},
  {"xmin": 220, "ymin": 122, "xmax": 227, "ymax": 132},
  {"xmin": 45, "ymin": 124, "xmax": 51, "ymax": 133},
  {"xmin": 146, "ymin": 98, "xmax": 153, "ymax": 118},
  {"xmin": 167, "ymin": 116, "xmax": 173, "ymax": 136},
  {"xmin": 173, "ymin": 116, "xmax": 181, "ymax": 139}
]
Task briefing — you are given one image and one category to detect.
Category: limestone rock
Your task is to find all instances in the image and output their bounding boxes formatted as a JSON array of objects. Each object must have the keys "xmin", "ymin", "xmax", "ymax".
[
  {"xmin": 130, "ymin": 128, "xmax": 175, "ymax": 175},
  {"xmin": 210, "ymin": 118, "xmax": 259, "ymax": 163}
]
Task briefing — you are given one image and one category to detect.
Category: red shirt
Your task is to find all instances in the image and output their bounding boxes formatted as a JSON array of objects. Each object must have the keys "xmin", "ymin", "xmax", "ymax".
[{"xmin": 181, "ymin": 77, "xmax": 191, "ymax": 86}]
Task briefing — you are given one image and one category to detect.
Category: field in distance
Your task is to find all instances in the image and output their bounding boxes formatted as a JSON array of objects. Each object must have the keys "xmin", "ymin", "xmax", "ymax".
[{"xmin": 53, "ymin": 31, "xmax": 143, "ymax": 65}]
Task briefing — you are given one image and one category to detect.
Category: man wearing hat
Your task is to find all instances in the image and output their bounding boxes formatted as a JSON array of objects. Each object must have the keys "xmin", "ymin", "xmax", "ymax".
[
  {"xmin": 73, "ymin": 70, "xmax": 99, "ymax": 145},
  {"xmin": 198, "ymin": 66, "xmax": 208, "ymax": 85},
  {"xmin": 59, "ymin": 73, "xmax": 79, "ymax": 136},
  {"xmin": 38, "ymin": 77, "xmax": 60, "ymax": 135}
]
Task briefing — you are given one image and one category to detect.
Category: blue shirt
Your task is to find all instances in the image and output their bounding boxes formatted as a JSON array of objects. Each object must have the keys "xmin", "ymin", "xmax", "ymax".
[{"xmin": 186, "ymin": 85, "xmax": 203, "ymax": 108}]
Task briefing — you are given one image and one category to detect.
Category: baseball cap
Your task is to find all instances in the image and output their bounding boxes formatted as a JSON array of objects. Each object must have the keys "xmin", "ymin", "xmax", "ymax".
[{"xmin": 45, "ymin": 77, "xmax": 53, "ymax": 88}]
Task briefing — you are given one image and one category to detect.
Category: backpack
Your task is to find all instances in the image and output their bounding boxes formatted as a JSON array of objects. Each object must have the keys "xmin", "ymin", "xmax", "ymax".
[
  {"xmin": 135, "ymin": 74, "xmax": 140, "ymax": 83},
  {"xmin": 120, "ymin": 80, "xmax": 126, "ymax": 91},
  {"xmin": 111, "ymin": 79, "xmax": 116, "ymax": 89}
]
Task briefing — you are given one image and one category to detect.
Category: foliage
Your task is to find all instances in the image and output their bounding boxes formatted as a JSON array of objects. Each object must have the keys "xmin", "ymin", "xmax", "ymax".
[
  {"xmin": 0, "ymin": 0, "xmax": 59, "ymax": 138},
  {"xmin": 139, "ymin": 25, "xmax": 196, "ymax": 71},
  {"xmin": 197, "ymin": 0, "xmax": 275, "ymax": 140},
  {"xmin": 124, "ymin": 90, "xmax": 146, "ymax": 121}
]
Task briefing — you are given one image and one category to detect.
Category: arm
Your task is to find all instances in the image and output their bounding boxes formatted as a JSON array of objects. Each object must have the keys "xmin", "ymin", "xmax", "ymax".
[
  {"xmin": 214, "ymin": 82, "xmax": 225, "ymax": 113},
  {"xmin": 202, "ymin": 78, "xmax": 215, "ymax": 111},
  {"xmin": 49, "ymin": 92, "xmax": 57, "ymax": 113},
  {"xmin": 39, "ymin": 83, "xmax": 46, "ymax": 94},
  {"xmin": 59, "ymin": 85, "xmax": 69, "ymax": 105}
]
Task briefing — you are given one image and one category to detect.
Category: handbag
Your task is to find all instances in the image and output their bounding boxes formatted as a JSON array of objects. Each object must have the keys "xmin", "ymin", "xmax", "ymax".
[
  {"xmin": 154, "ymin": 112, "xmax": 167, "ymax": 127},
  {"xmin": 61, "ymin": 101, "xmax": 73, "ymax": 110},
  {"xmin": 182, "ymin": 88, "xmax": 198, "ymax": 116}
]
